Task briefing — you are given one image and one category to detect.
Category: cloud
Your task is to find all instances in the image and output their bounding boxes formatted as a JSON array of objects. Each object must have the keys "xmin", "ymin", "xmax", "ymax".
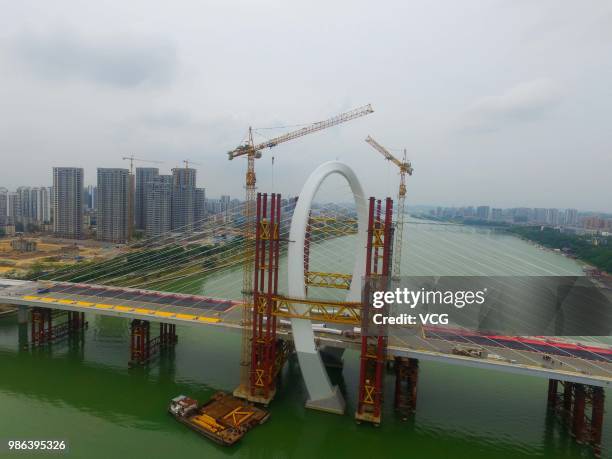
[
  {"xmin": 12, "ymin": 30, "xmax": 177, "ymax": 88},
  {"xmin": 462, "ymin": 78, "xmax": 564, "ymax": 132}
]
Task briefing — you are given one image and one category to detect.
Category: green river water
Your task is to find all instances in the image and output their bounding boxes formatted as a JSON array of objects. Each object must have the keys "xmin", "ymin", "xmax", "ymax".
[{"xmin": 1, "ymin": 222, "xmax": 610, "ymax": 458}]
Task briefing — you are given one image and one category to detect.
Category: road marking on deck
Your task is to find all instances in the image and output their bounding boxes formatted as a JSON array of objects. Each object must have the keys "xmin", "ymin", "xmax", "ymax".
[
  {"xmin": 176, "ymin": 313, "xmax": 197, "ymax": 320},
  {"xmin": 155, "ymin": 311, "xmax": 175, "ymax": 318},
  {"xmin": 77, "ymin": 301, "xmax": 94, "ymax": 307},
  {"xmin": 197, "ymin": 316, "xmax": 221, "ymax": 323}
]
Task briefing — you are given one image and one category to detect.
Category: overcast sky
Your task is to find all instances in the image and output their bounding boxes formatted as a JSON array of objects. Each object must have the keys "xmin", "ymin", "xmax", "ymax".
[{"xmin": 0, "ymin": 0, "xmax": 610, "ymax": 211}]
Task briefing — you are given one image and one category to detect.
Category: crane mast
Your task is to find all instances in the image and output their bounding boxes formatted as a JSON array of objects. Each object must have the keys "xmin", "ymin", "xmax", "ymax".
[
  {"xmin": 229, "ymin": 105, "xmax": 374, "ymax": 396},
  {"xmin": 365, "ymin": 135, "xmax": 413, "ymax": 278}
]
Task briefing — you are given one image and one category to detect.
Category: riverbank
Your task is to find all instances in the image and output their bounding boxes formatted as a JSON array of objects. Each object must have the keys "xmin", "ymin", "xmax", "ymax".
[
  {"xmin": 506, "ymin": 226, "xmax": 611, "ymax": 274},
  {"xmin": 413, "ymin": 215, "xmax": 611, "ymax": 275}
]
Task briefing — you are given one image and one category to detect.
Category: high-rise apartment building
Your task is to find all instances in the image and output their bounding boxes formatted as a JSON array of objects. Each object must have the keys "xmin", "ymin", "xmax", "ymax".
[
  {"xmin": 16, "ymin": 187, "xmax": 34, "ymax": 225},
  {"xmin": 53, "ymin": 167, "xmax": 84, "ymax": 239},
  {"xmin": 145, "ymin": 175, "xmax": 172, "ymax": 238},
  {"xmin": 135, "ymin": 167, "xmax": 159, "ymax": 230},
  {"xmin": 194, "ymin": 188, "xmax": 206, "ymax": 230},
  {"xmin": 37, "ymin": 187, "xmax": 51, "ymax": 223},
  {"xmin": 565, "ymin": 208, "xmax": 578, "ymax": 226},
  {"xmin": 533, "ymin": 208, "xmax": 548, "ymax": 224},
  {"xmin": 547, "ymin": 208, "xmax": 559, "ymax": 226},
  {"xmin": 476, "ymin": 205, "xmax": 490, "ymax": 220},
  {"xmin": 171, "ymin": 167, "xmax": 196, "ymax": 232},
  {"xmin": 85, "ymin": 185, "xmax": 97, "ymax": 211},
  {"xmin": 96, "ymin": 168, "xmax": 130, "ymax": 243},
  {"xmin": 491, "ymin": 208, "xmax": 503, "ymax": 221},
  {"xmin": 8, "ymin": 192, "xmax": 20, "ymax": 224},
  {"xmin": 0, "ymin": 188, "xmax": 8, "ymax": 224}
]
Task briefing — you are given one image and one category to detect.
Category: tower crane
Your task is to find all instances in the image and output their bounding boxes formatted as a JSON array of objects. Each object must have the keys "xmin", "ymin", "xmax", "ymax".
[
  {"xmin": 182, "ymin": 159, "xmax": 202, "ymax": 169},
  {"xmin": 227, "ymin": 104, "xmax": 374, "ymax": 395},
  {"xmin": 365, "ymin": 135, "xmax": 413, "ymax": 278},
  {"xmin": 121, "ymin": 155, "xmax": 163, "ymax": 174}
]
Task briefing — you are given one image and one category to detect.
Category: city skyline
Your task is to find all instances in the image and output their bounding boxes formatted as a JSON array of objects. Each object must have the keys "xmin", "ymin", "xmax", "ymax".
[
  {"xmin": 0, "ymin": 166, "xmax": 612, "ymax": 217},
  {"xmin": 0, "ymin": 1, "xmax": 611, "ymax": 212}
]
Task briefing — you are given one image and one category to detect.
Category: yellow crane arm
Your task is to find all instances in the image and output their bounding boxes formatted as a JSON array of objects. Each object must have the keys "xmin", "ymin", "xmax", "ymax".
[
  {"xmin": 228, "ymin": 104, "xmax": 374, "ymax": 160},
  {"xmin": 365, "ymin": 135, "xmax": 412, "ymax": 174},
  {"xmin": 365, "ymin": 135, "xmax": 414, "ymax": 279}
]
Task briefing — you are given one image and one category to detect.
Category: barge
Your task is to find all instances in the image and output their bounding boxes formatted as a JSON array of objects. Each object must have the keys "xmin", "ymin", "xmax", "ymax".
[{"xmin": 169, "ymin": 392, "xmax": 269, "ymax": 446}]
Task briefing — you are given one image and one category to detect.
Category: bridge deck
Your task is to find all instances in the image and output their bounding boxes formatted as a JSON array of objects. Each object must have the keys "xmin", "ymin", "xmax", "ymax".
[{"xmin": 1, "ymin": 279, "xmax": 610, "ymax": 388}]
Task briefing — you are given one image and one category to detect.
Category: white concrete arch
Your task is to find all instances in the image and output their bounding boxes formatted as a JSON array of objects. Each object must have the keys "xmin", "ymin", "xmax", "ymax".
[{"xmin": 287, "ymin": 160, "xmax": 368, "ymax": 414}]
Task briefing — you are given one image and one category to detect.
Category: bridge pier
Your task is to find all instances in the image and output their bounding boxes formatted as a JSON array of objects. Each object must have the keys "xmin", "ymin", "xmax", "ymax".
[
  {"xmin": 394, "ymin": 357, "xmax": 419, "ymax": 417},
  {"xmin": 129, "ymin": 320, "xmax": 177, "ymax": 367},
  {"xmin": 159, "ymin": 323, "xmax": 177, "ymax": 346},
  {"xmin": 129, "ymin": 319, "xmax": 151, "ymax": 366},
  {"xmin": 31, "ymin": 307, "xmax": 52, "ymax": 346},
  {"xmin": 17, "ymin": 305, "xmax": 28, "ymax": 324},
  {"xmin": 67, "ymin": 311, "xmax": 86, "ymax": 334},
  {"xmin": 320, "ymin": 346, "xmax": 345, "ymax": 369},
  {"xmin": 30, "ymin": 308, "xmax": 87, "ymax": 347},
  {"xmin": 547, "ymin": 378, "xmax": 606, "ymax": 457}
]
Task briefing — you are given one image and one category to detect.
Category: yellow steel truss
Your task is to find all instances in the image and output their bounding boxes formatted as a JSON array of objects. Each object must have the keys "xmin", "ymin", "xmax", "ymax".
[
  {"xmin": 309, "ymin": 216, "xmax": 357, "ymax": 236},
  {"xmin": 271, "ymin": 295, "xmax": 362, "ymax": 325},
  {"xmin": 223, "ymin": 407, "xmax": 254, "ymax": 427},
  {"xmin": 363, "ymin": 384, "xmax": 375, "ymax": 404},
  {"xmin": 259, "ymin": 219, "xmax": 279, "ymax": 240},
  {"xmin": 305, "ymin": 271, "xmax": 352, "ymax": 290}
]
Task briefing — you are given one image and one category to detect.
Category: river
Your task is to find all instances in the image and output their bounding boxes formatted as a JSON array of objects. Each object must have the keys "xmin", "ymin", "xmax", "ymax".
[{"xmin": 1, "ymin": 221, "xmax": 610, "ymax": 458}]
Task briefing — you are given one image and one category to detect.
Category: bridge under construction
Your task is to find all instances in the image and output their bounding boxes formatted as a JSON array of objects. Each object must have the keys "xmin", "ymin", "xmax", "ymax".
[{"xmin": 0, "ymin": 161, "xmax": 610, "ymax": 457}]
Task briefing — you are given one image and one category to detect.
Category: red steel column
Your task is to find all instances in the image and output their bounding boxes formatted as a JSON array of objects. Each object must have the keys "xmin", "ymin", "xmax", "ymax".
[
  {"xmin": 547, "ymin": 379, "xmax": 558, "ymax": 406},
  {"xmin": 572, "ymin": 384, "xmax": 586, "ymax": 443},
  {"xmin": 563, "ymin": 381, "xmax": 573, "ymax": 422},
  {"xmin": 409, "ymin": 358, "xmax": 418, "ymax": 411},
  {"xmin": 357, "ymin": 198, "xmax": 375, "ymax": 417},
  {"xmin": 250, "ymin": 193, "xmax": 264, "ymax": 394},
  {"xmin": 31, "ymin": 310, "xmax": 36, "ymax": 345},
  {"xmin": 591, "ymin": 387, "xmax": 604, "ymax": 456},
  {"xmin": 356, "ymin": 197, "xmax": 393, "ymax": 424},
  {"xmin": 249, "ymin": 193, "xmax": 281, "ymax": 403}
]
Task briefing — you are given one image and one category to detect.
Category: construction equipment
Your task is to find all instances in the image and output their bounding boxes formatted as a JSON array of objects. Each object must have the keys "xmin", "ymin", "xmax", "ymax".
[
  {"xmin": 228, "ymin": 104, "xmax": 374, "ymax": 395},
  {"xmin": 365, "ymin": 135, "xmax": 413, "ymax": 278},
  {"xmin": 183, "ymin": 160, "xmax": 202, "ymax": 169},
  {"xmin": 121, "ymin": 155, "xmax": 163, "ymax": 174}
]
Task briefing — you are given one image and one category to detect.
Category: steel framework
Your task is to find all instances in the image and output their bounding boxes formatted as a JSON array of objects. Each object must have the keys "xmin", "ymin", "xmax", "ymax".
[
  {"xmin": 304, "ymin": 272, "xmax": 352, "ymax": 290},
  {"xmin": 273, "ymin": 296, "xmax": 361, "ymax": 325},
  {"xmin": 31, "ymin": 308, "xmax": 87, "ymax": 346},
  {"xmin": 248, "ymin": 193, "xmax": 283, "ymax": 404},
  {"xmin": 229, "ymin": 107, "xmax": 374, "ymax": 393},
  {"xmin": 356, "ymin": 197, "xmax": 393, "ymax": 425},
  {"xmin": 129, "ymin": 320, "xmax": 177, "ymax": 367},
  {"xmin": 548, "ymin": 379, "xmax": 606, "ymax": 457},
  {"xmin": 394, "ymin": 357, "xmax": 419, "ymax": 416}
]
